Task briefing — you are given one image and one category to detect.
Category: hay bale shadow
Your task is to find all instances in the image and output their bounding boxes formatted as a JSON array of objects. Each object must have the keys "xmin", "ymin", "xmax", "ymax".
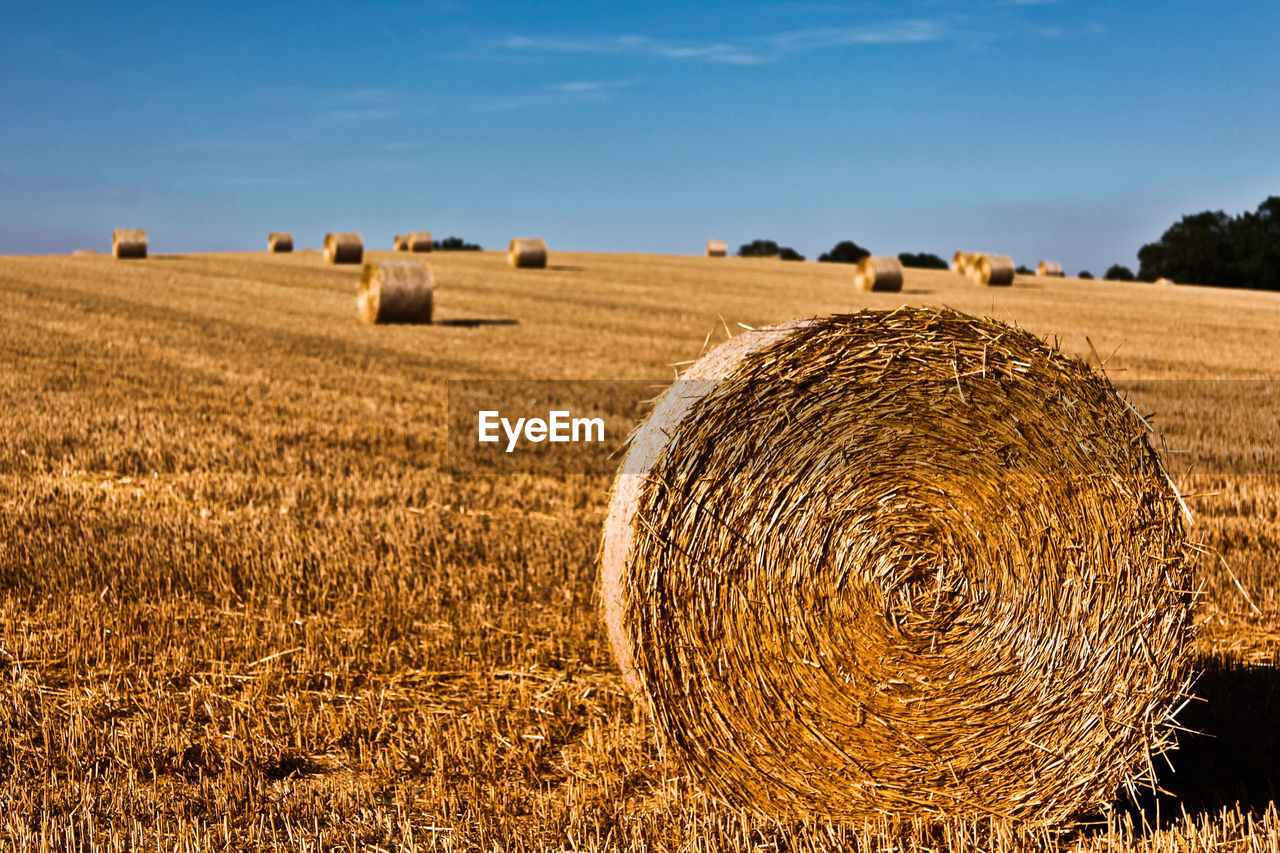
[
  {"xmin": 1124, "ymin": 657, "xmax": 1280, "ymax": 826},
  {"xmin": 435, "ymin": 318, "xmax": 519, "ymax": 328}
]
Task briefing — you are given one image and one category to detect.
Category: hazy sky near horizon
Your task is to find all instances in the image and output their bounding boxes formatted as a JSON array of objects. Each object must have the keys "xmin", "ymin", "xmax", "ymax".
[{"xmin": 2, "ymin": 1, "xmax": 1277, "ymax": 272}]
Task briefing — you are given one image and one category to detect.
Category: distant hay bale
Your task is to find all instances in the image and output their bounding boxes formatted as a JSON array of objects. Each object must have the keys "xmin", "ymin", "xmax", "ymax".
[
  {"xmin": 852, "ymin": 255, "xmax": 904, "ymax": 292},
  {"xmin": 967, "ymin": 252, "xmax": 1015, "ymax": 286},
  {"xmin": 407, "ymin": 231, "xmax": 433, "ymax": 253},
  {"xmin": 112, "ymin": 229, "xmax": 147, "ymax": 260},
  {"xmin": 323, "ymin": 232, "xmax": 364, "ymax": 265},
  {"xmin": 356, "ymin": 261, "xmax": 433, "ymax": 325},
  {"xmin": 268, "ymin": 232, "xmax": 293, "ymax": 253},
  {"xmin": 950, "ymin": 250, "xmax": 973, "ymax": 276},
  {"xmin": 1155, "ymin": 277, "xmax": 1175, "ymax": 286},
  {"xmin": 508, "ymin": 237, "xmax": 548, "ymax": 269},
  {"xmin": 706, "ymin": 240, "xmax": 728, "ymax": 257},
  {"xmin": 600, "ymin": 306, "xmax": 1192, "ymax": 825},
  {"xmin": 1037, "ymin": 260, "xmax": 1064, "ymax": 277},
  {"xmin": 71, "ymin": 249, "xmax": 97, "ymax": 256},
  {"xmin": 394, "ymin": 235, "xmax": 409, "ymax": 251}
]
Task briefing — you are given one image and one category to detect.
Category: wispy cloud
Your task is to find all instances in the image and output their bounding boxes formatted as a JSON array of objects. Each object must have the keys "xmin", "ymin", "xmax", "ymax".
[
  {"xmin": 547, "ymin": 79, "xmax": 639, "ymax": 94},
  {"xmin": 475, "ymin": 79, "xmax": 639, "ymax": 113},
  {"xmin": 499, "ymin": 19, "xmax": 946, "ymax": 65},
  {"xmin": 322, "ymin": 109, "xmax": 398, "ymax": 122},
  {"xmin": 33, "ymin": 38, "xmax": 151, "ymax": 81},
  {"xmin": 243, "ymin": 86, "xmax": 420, "ymax": 123}
]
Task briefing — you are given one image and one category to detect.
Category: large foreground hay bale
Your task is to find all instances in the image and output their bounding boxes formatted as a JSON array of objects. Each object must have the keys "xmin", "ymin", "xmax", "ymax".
[
  {"xmin": 323, "ymin": 232, "xmax": 363, "ymax": 264},
  {"xmin": 112, "ymin": 229, "xmax": 147, "ymax": 259},
  {"xmin": 853, "ymin": 255, "xmax": 904, "ymax": 292},
  {"xmin": 1036, "ymin": 260, "xmax": 1064, "ymax": 277},
  {"xmin": 706, "ymin": 240, "xmax": 728, "ymax": 257},
  {"xmin": 968, "ymin": 252, "xmax": 1015, "ymax": 286},
  {"xmin": 407, "ymin": 231, "xmax": 433, "ymax": 252},
  {"xmin": 268, "ymin": 232, "xmax": 293, "ymax": 253},
  {"xmin": 356, "ymin": 261, "xmax": 433, "ymax": 324},
  {"xmin": 601, "ymin": 307, "xmax": 1192, "ymax": 824},
  {"xmin": 508, "ymin": 237, "xmax": 548, "ymax": 269}
]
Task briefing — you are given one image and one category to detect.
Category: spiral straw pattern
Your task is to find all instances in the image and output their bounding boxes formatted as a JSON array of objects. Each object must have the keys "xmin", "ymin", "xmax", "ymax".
[{"xmin": 601, "ymin": 307, "xmax": 1193, "ymax": 824}]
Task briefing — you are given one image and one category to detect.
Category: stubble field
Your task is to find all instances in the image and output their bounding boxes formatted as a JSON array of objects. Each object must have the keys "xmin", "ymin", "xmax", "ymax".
[{"xmin": 1, "ymin": 248, "xmax": 1278, "ymax": 851}]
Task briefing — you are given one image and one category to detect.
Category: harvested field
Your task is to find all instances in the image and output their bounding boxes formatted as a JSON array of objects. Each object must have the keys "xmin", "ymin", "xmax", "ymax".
[{"xmin": 1, "ymin": 249, "xmax": 1279, "ymax": 850}]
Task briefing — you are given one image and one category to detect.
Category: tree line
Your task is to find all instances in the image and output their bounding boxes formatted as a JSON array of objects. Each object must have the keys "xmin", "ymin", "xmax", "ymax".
[
  {"xmin": 738, "ymin": 239, "xmax": 947, "ymax": 269},
  {"xmin": 734, "ymin": 194, "xmax": 1279, "ymax": 288}
]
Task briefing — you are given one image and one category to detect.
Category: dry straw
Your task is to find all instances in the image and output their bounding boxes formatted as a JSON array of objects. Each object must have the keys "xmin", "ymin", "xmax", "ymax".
[
  {"xmin": 323, "ymin": 232, "xmax": 364, "ymax": 265},
  {"xmin": 112, "ymin": 229, "xmax": 147, "ymax": 259},
  {"xmin": 407, "ymin": 231, "xmax": 433, "ymax": 253},
  {"xmin": 509, "ymin": 237, "xmax": 548, "ymax": 269},
  {"xmin": 853, "ymin": 255, "xmax": 904, "ymax": 292},
  {"xmin": 706, "ymin": 240, "xmax": 728, "ymax": 257},
  {"xmin": 601, "ymin": 306, "xmax": 1193, "ymax": 825},
  {"xmin": 268, "ymin": 232, "xmax": 293, "ymax": 253},
  {"xmin": 966, "ymin": 252, "xmax": 1015, "ymax": 286},
  {"xmin": 1036, "ymin": 260, "xmax": 1064, "ymax": 277},
  {"xmin": 356, "ymin": 261, "xmax": 433, "ymax": 324},
  {"xmin": 394, "ymin": 235, "xmax": 409, "ymax": 252}
]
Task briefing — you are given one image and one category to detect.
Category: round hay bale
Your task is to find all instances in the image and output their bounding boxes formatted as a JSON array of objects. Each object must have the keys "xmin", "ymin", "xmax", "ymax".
[
  {"xmin": 706, "ymin": 240, "xmax": 728, "ymax": 258},
  {"xmin": 601, "ymin": 307, "xmax": 1193, "ymax": 824},
  {"xmin": 508, "ymin": 237, "xmax": 548, "ymax": 269},
  {"xmin": 407, "ymin": 231, "xmax": 433, "ymax": 253},
  {"xmin": 71, "ymin": 249, "xmax": 97, "ymax": 256},
  {"xmin": 394, "ymin": 235, "xmax": 409, "ymax": 252},
  {"xmin": 323, "ymin": 232, "xmax": 363, "ymax": 265},
  {"xmin": 968, "ymin": 253, "xmax": 1015, "ymax": 286},
  {"xmin": 950, "ymin": 250, "xmax": 972, "ymax": 276},
  {"xmin": 1036, "ymin": 260, "xmax": 1064, "ymax": 277},
  {"xmin": 853, "ymin": 255, "xmax": 904, "ymax": 292},
  {"xmin": 268, "ymin": 232, "xmax": 293, "ymax": 253},
  {"xmin": 356, "ymin": 261, "xmax": 433, "ymax": 325},
  {"xmin": 1154, "ymin": 277, "xmax": 1175, "ymax": 286},
  {"xmin": 112, "ymin": 229, "xmax": 147, "ymax": 259}
]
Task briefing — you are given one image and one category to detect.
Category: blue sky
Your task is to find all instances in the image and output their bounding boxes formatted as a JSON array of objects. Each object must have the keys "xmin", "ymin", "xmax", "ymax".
[{"xmin": 2, "ymin": 1, "xmax": 1277, "ymax": 273}]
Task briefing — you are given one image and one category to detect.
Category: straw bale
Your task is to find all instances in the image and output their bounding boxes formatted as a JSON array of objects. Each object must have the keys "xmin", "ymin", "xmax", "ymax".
[
  {"xmin": 323, "ymin": 232, "xmax": 363, "ymax": 264},
  {"xmin": 112, "ymin": 229, "xmax": 147, "ymax": 259},
  {"xmin": 356, "ymin": 261, "xmax": 433, "ymax": 324},
  {"xmin": 508, "ymin": 237, "xmax": 548, "ymax": 268},
  {"xmin": 853, "ymin": 255, "xmax": 904, "ymax": 292},
  {"xmin": 706, "ymin": 240, "xmax": 728, "ymax": 257},
  {"xmin": 407, "ymin": 231, "xmax": 433, "ymax": 252},
  {"xmin": 394, "ymin": 235, "xmax": 409, "ymax": 251},
  {"xmin": 968, "ymin": 253, "xmax": 1015, "ymax": 286},
  {"xmin": 1036, "ymin": 260, "xmax": 1064, "ymax": 277},
  {"xmin": 600, "ymin": 307, "xmax": 1193, "ymax": 824},
  {"xmin": 951, "ymin": 250, "xmax": 972, "ymax": 276},
  {"xmin": 1154, "ymin": 277, "xmax": 1175, "ymax": 286},
  {"xmin": 268, "ymin": 232, "xmax": 293, "ymax": 253}
]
